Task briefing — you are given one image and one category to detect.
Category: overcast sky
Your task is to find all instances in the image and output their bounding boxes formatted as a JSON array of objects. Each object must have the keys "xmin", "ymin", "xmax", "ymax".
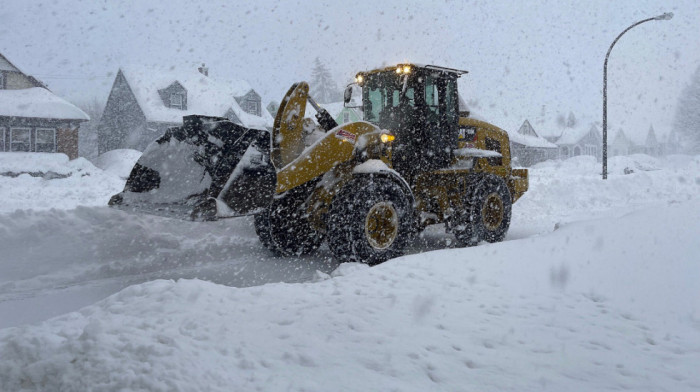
[{"xmin": 2, "ymin": 0, "xmax": 699, "ymax": 142}]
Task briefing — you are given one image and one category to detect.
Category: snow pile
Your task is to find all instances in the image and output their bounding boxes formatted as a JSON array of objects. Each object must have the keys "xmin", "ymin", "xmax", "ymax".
[
  {"xmin": 0, "ymin": 201, "xmax": 698, "ymax": 391},
  {"xmin": 512, "ymin": 154, "xmax": 700, "ymax": 237},
  {"xmin": 0, "ymin": 153, "xmax": 125, "ymax": 213},
  {"xmin": 91, "ymin": 149, "xmax": 142, "ymax": 179},
  {"xmin": 1, "ymin": 152, "xmax": 74, "ymax": 176},
  {"xmin": 0, "ymin": 87, "xmax": 89, "ymax": 120}
]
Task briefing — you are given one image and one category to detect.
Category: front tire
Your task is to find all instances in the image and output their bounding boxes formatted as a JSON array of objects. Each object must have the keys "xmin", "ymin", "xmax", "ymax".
[
  {"xmin": 254, "ymin": 183, "xmax": 324, "ymax": 256},
  {"xmin": 453, "ymin": 174, "xmax": 512, "ymax": 247},
  {"xmin": 327, "ymin": 175, "xmax": 414, "ymax": 265}
]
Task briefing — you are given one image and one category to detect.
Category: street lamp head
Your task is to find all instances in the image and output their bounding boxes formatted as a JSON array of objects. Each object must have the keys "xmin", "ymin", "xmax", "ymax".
[{"xmin": 655, "ymin": 12, "xmax": 674, "ymax": 21}]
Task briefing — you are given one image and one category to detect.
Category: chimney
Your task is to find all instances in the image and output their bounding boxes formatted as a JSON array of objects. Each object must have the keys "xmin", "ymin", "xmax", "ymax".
[{"xmin": 198, "ymin": 63, "xmax": 209, "ymax": 76}]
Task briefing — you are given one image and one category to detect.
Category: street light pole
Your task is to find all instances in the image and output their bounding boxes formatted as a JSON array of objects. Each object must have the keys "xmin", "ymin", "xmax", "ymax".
[{"xmin": 602, "ymin": 12, "xmax": 673, "ymax": 179}]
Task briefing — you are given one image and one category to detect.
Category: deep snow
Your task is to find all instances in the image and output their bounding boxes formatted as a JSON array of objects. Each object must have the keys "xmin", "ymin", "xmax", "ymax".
[{"xmin": 0, "ymin": 152, "xmax": 698, "ymax": 391}]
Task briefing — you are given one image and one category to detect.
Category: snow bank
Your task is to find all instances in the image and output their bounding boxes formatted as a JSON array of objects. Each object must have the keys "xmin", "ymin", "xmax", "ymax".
[
  {"xmin": 1, "ymin": 152, "xmax": 72, "ymax": 175},
  {"xmin": 0, "ymin": 153, "xmax": 125, "ymax": 213},
  {"xmin": 91, "ymin": 149, "xmax": 142, "ymax": 179},
  {"xmin": 513, "ymin": 154, "xmax": 700, "ymax": 238},
  {"xmin": 0, "ymin": 201, "xmax": 698, "ymax": 391}
]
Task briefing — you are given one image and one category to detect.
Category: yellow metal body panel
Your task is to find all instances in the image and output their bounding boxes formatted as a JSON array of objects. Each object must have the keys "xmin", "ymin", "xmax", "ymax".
[
  {"xmin": 458, "ymin": 116, "xmax": 528, "ymax": 203},
  {"xmin": 276, "ymin": 121, "xmax": 381, "ymax": 194},
  {"xmin": 272, "ymin": 83, "xmax": 309, "ymax": 168}
]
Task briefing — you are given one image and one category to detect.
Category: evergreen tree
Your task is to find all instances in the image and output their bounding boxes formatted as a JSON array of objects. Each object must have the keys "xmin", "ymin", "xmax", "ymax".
[
  {"xmin": 672, "ymin": 65, "xmax": 700, "ymax": 153},
  {"xmin": 309, "ymin": 57, "xmax": 341, "ymax": 104}
]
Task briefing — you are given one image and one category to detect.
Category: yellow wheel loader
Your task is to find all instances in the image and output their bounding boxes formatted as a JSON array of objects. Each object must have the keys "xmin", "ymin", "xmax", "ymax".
[{"xmin": 109, "ymin": 64, "xmax": 528, "ymax": 264}]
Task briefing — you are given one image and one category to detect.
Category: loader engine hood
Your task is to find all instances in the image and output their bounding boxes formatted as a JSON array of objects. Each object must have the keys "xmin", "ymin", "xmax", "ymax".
[{"xmin": 109, "ymin": 115, "xmax": 276, "ymax": 221}]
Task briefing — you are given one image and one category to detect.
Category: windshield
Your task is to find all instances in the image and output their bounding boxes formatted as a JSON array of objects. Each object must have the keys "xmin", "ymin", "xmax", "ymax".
[{"xmin": 362, "ymin": 72, "xmax": 415, "ymax": 126}]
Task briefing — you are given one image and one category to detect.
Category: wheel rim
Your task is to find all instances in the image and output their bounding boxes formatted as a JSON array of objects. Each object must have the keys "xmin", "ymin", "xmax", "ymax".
[
  {"xmin": 482, "ymin": 193, "xmax": 504, "ymax": 231},
  {"xmin": 364, "ymin": 202, "xmax": 399, "ymax": 250}
]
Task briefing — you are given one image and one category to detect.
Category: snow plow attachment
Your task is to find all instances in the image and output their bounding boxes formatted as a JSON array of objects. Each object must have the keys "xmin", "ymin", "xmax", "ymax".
[{"xmin": 109, "ymin": 115, "xmax": 276, "ymax": 221}]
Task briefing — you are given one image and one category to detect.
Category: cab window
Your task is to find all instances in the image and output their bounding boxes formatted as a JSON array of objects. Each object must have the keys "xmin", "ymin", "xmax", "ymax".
[{"xmin": 425, "ymin": 75, "xmax": 439, "ymax": 114}]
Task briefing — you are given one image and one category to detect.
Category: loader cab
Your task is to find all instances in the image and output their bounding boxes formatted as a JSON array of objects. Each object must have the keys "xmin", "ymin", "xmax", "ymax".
[{"xmin": 355, "ymin": 64, "xmax": 466, "ymax": 181}]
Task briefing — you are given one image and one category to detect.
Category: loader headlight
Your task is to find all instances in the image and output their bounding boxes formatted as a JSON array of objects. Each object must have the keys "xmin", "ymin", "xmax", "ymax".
[
  {"xmin": 380, "ymin": 133, "xmax": 395, "ymax": 143},
  {"xmin": 355, "ymin": 73, "xmax": 365, "ymax": 86},
  {"xmin": 396, "ymin": 64, "xmax": 412, "ymax": 74}
]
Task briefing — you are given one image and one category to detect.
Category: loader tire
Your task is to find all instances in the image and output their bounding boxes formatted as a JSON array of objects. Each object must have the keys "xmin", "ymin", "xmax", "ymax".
[
  {"xmin": 454, "ymin": 174, "xmax": 512, "ymax": 247},
  {"xmin": 327, "ymin": 175, "xmax": 414, "ymax": 265},
  {"xmin": 254, "ymin": 186, "xmax": 324, "ymax": 257}
]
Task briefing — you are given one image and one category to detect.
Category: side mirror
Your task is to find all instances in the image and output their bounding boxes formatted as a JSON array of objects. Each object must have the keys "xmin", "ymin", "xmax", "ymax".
[{"xmin": 343, "ymin": 85, "xmax": 353, "ymax": 105}]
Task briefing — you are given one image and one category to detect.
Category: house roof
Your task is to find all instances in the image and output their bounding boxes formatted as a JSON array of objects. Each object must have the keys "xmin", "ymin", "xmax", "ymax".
[
  {"xmin": 468, "ymin": 112, "xmax": 556, "ymax": 148},
  {"xmin": 556, "ymin": 124, "xmax": 600, "ymax": 145},
  {"xmin": 119, "ymin": 66, "xmax": 273, "ymax": 130},
  {"xmin": 507, "ymin": 128, "xmax": 558, "ymax": 148},
  {"xmin": 0, "ymin": 52, "xmax": 48, "ymax": 89},
  {"xmin": 0, "ymin": 87, "xmax": 89, "ymax": 120},
  {"xmin": 610, "ymin": 128, "xmax": 633, "ymax": 146}
]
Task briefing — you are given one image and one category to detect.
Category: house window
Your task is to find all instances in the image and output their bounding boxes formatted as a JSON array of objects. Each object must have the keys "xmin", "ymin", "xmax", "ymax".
[
  {"xmin": 170, "ymin": 93, "xmax": 183, "ymax": 109},
  {"xmin": 35, "ymin": 128, "xmax": 56, "ymax": 152},
  {"xmin": 0, "ymin": 127, "xmax": 5, "ymax": 151},
  {"xmin": 573, "ymin": 146, "xmax": 581, "ymax": 156},
  {"xmin": 10, "ymin": 128, "xmax": 31, "ymax": 152},
  {"xmin": 0, "ymin": 72, "xmax": 4, "ymax": 89},
  {"xmin": 343, "ymin": 111, "xmax": 350, "ymax": 123}
]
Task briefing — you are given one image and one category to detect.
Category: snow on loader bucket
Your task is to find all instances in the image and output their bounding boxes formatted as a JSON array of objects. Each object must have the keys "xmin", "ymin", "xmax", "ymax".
[{"xmin": 109, "ymin": 115, "xmax": 276, "ymax": 221}]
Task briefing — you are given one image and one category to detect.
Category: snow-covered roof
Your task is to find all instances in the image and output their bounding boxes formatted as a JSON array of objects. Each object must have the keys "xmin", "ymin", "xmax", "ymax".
[
  {"xmin": 610, "ymin": 129, "xmax": 633, "ymax": 146},
  {"xmin": 556, "ymin": 124, "xmax": 600, "ymax": 145},
  {"xmin": 119, "ymin": 66, "xmax": 272, "ymax": 130},
  {"xmin": 0, "ymin": 87, "xmax": 89, "ymax": 120},
  {"xmin": 506, "ymin": 128, "xmax": 558, "ymax": 148}
]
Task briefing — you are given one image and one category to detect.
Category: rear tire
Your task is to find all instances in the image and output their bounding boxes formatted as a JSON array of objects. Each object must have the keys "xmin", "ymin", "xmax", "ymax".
[
  {"xmin": 453, "ymin": 174, "xmax": 512, "ymax": 247},
  {"xmin": 327, "ymin": 175, "xmax": 414, "ymax": 265},
  {"xmin": 254, "ymin": 184, "xmax": 324, "ymax": 256}
]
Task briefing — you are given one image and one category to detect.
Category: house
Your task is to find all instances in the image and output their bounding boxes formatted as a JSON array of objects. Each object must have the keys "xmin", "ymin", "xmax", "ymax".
[
  {"xmin": 507, "ymin": 120, "xmax": 558, "ymax": 166},
  {"xmin": 609, "ymin": 129, "xmax": 634, "ymax": 157},
  {"xmin": 556, "ymin": 124, "xmax": 603, "ymax": 160},
  {"xmin": 0, "ymin": 53, "xmax": 89, "ymax": 159},
  {"xmin": 98, "ymin": 65, "xmax": 274, "ymax": 154}
]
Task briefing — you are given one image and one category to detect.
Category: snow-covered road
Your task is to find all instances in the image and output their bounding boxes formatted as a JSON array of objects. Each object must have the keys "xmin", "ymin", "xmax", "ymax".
[{"xmin": 0, "ymin": 152, "xmax": 698, "ymax": 390}]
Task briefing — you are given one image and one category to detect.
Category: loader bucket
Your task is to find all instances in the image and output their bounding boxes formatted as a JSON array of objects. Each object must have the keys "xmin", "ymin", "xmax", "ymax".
[{"xmin": 109, "ymin": 115, "xmax": 276, "ymax": 221}]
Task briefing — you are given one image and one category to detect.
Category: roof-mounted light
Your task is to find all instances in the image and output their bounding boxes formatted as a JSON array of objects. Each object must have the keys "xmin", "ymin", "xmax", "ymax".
[
  {"xmin": 395, "ymin": 64, "xmax": 413, "ymax": 74},
  {"xmin": 355, "ymin": 73, "xmax": 365, "ymax": 86}
]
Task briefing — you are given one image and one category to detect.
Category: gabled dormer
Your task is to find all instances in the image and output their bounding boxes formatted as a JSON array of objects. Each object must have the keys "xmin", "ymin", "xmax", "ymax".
[
  {"xmin": 235, "ymin": 89, "xmax": 261, "ymax": 116},
  {"xmin": 517, "ymin": 120, "xmax": 539, "ymax": 137},
  {"xmin": 158, "ymin": 81, "xmax": 187, "ymax": 110}
]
